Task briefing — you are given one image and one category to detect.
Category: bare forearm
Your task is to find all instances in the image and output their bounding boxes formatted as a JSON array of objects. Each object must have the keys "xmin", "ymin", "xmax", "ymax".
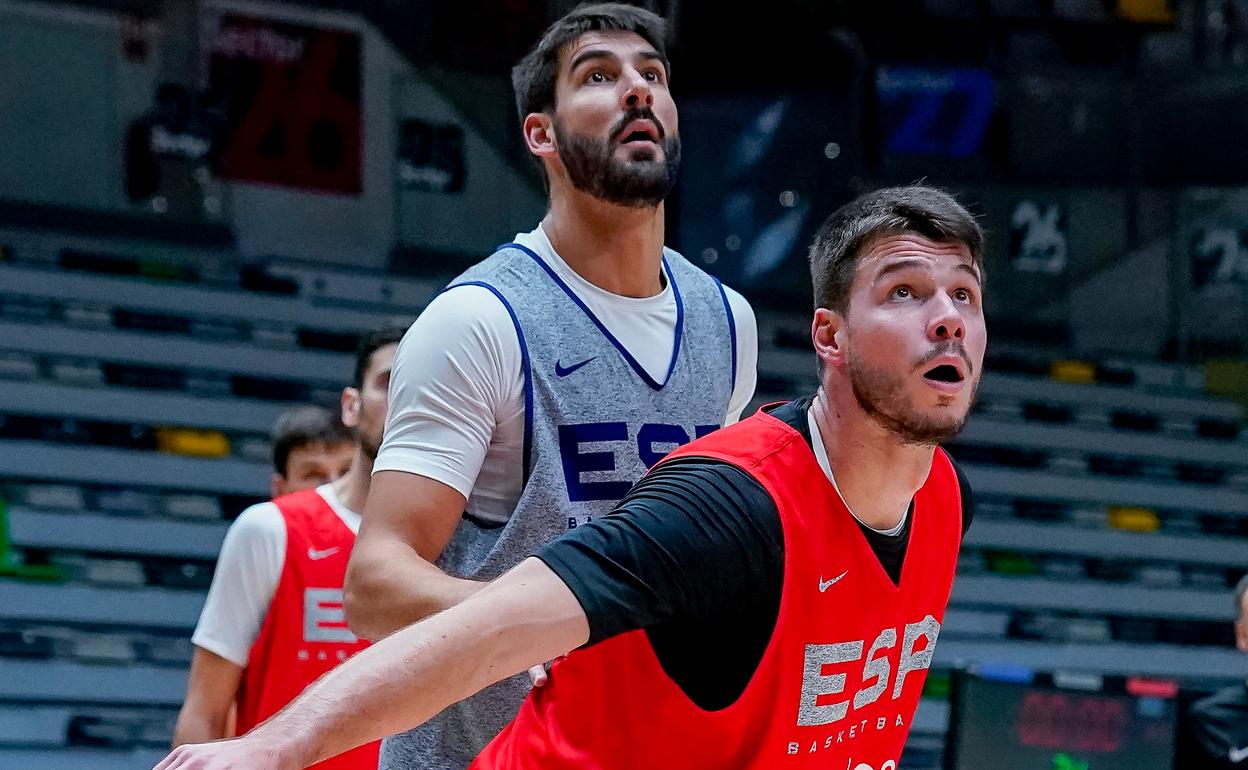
[
  {"xmin": 345, "ymin": 543, "xmax": 484, "ymax": 639},
  {"xmin": 172, "ymin": 708, "xmax": 229, "ymax": 747},
  {"xmin": 253, "ymin": 562, "xmax": 588, "ymax": 768}
]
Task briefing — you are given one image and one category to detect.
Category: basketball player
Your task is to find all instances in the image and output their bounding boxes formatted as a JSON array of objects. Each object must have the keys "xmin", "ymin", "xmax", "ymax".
[
  {"xmin": 170, "ymin": 327, "xmax": 404, "ymax": 770},
  {"xmin": 1185, "ymin": 573, "xmax": 1248, "ymax": 768},
  {"xmin": 155, "ymin": 184, "xmax": 980, "ymax": 770},
  {"xmin": 343, "ymin": 4, "xmax": 755, "ymax": 768},
  {"xmin": 267, "ymin": 405, "xmax": 354, "ymax": 498}
]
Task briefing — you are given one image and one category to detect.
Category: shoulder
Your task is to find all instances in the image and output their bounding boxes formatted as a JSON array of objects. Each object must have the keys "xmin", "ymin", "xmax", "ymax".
[
  {"xmin": 720, "ymin": 283, "xmax": 757, "ymax": 336},
  {"xmin": 669, "ymin": 411, "xmax": 802, "ymax": 469},
  {"xmin": 225, "ymin": 501, "xmax": 286, "ymax": 545},
  {"xmin": 395, "ymin": 284, "xmax": 522, "ymax": 373},
  {"xmin": 415, "ymin": 284, "xmax": 517, "ymax": 337}
]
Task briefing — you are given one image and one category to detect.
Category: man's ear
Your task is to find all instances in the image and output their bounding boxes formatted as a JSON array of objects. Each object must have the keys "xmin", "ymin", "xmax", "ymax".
[
  {"xmin": 523, "ymin": 112, "xmax": 557, "ymax": 160},
  {"xmin": 270, "ymin": 473, "xmax": 285, "ymax": 499},
  {"xmin": 341, "ymin": 387, "xmax": 361, "ymax": 429},
  {"xmin": 1236, "ymin": 618, "xmax": 1248, "ymax": 654},
  {"xmin": 812, "ymin": 308, "xmax": 848, "ymax": 372}
]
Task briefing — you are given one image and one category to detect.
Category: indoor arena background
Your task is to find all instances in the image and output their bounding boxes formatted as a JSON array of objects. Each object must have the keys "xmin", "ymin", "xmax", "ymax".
[{"xmin": 1, "ymin": 0, "xmax": 1246, "ymax": 768}]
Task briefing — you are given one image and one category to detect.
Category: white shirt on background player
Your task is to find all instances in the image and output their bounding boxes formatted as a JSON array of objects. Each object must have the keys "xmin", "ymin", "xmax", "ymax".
[
  {"xmin": 375, "ymin": 225, "xmax": 759, "ymax": 526},
  {"xmin": 191, "ymin": 483, "xmax": 360, "ymax": 667}
]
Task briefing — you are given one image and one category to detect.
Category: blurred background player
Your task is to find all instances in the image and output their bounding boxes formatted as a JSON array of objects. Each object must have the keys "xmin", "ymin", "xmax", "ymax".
[
  {"xmin": 171, "ymin": 326, "xmax": 404, "ymax": 770},
  {"xmin": 267, "ymin": 406, "xmax": 354, "ymax": 499},
  {"xmin": 343, "ymin": 4, "xmax": 757, "ymax": 769}
]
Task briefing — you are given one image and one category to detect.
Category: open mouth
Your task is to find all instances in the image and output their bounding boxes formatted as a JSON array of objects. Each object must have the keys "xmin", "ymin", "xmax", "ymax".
[
  {"xmin": 923, "ymin": 364, "xmax": 964, "ymax": 384},
  {"xmin": 621, "ymin": 130, "xmax": 656, "ymax": 144},
  {"xmin": 615, "ymin": 118, "xmax": 661, "ymax": 145}
]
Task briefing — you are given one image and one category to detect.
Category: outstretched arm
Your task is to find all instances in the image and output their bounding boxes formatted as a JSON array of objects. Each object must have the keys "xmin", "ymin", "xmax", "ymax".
[{"xmin": 155, "ymin": 557, "xmax": 589, "ymax": 770}]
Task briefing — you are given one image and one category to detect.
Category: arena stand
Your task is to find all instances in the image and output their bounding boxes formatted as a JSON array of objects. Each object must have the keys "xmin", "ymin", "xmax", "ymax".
[
  {"xmin": 0, "ymin": 224, "xmax": 426, "ymax": 770},
  {"xmin": 1, "ymin": 225, "xmax": 1244, "ymax": 769}
]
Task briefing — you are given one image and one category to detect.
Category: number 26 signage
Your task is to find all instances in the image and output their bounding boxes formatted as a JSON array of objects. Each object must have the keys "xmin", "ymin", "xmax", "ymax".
[
  {"xmin": 1190, "ymin": 227, "xmax": 1248, "ymax": 289},
  {"xmin": 208, "ymin": 14, "xmax": 362, "ymax": 195}
]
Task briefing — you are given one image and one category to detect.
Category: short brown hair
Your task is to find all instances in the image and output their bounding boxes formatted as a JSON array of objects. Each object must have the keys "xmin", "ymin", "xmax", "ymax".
[
  {"xmin": 353, "ymin": 324, "xmax": 407, "ymax": 389},
  {"xmin": 511, "ymin": 3, "xmax": 670, "ymax": 125},
  {"xmin": 270, "ymin": 405, "xmax": 351, "ymax": 476},
  {"xmin": 808, "ymin": 185, "xmax": 984, "ymax": 314}
]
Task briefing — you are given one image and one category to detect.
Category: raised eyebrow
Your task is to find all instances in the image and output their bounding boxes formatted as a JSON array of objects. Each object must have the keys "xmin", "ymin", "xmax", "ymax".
[
  {"xmin": 568, "ymin": 48, "xmax": 618, "ymax": 75},
  {"xmin": 954, "ymin": 263, "xmax": 983, "ymax": 285},
  {"xmin": 638, "ymin": 50, "xmax": 667, "ymax": 72},
  {"xmin": 871, "ymin": 258, "xmax": 931, "ymax": 286}
]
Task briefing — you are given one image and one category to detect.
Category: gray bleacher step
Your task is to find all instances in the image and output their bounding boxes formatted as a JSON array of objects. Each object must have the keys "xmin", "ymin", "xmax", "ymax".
[
  {"xmin": 251, "ymin": 325, "xmax": 300, "ymax": 348},
  {"xmin": 0, "ymin": 262, "xmax": 397, "ymax": 332},
  {"xmin": 137, "ymin": 636, "xmax": 195, "ymax": 667},
  {"xmin": 962, "ymin": 464, "xmax": 1248, "ymax": 516},
  {"xmin": 0, "ymin": 747, "xmax": 168, "ymax": 770},
  {"xmin": 0, "ymin": 353, "xmax": 39, "ymax": 380},
  {"xmin": 95, "ymin": 490, "xmax": 162, "ymax": 517},
  {"xmin": 0, "ymin": 298, "xmax": 55, "ymax": 323},
  {"xmin": 0, "ymin": 581, "xmax": 203, "ymax": 628},
  {"xmin": 49, "ymin": 360, "xmax": 103, "ymax": 387},
  {"xmin": 68, "ymin": 635, "xmax": 137, "ymax": 665},
  {"xmin": 933, "ymin": 638, "xmax": 1244, "ymax": 680},
  {"xmin": 268, "ymin": 262, "xmax": 438, "ymax": 313},
  {"xmin": 0, "ymin": 380, "xmax": 288, "ymax": 434},
  {"xmin": 964, "ymin": 519, "xmax": 1248, "ymax": 566},
  {"xmin": 17, "ymin": 484, "xmax": 87, "ymax": 511},
  {"xmin": 0, "ymin": 440, "xmax": 268, "ymax": 494},
  {"xmin": 942, "ymin": 608, "xmax": 1011, "ymax": 638},
  {"xmin": 981, "ymin": 371, "xmax": 1243, "ymax": 419},
  {"xmin": 163, "ymin": 495, "xmax": 223, "ymax": 521},
  {"xmin": 951, "ymin": 575, "xmax": 1234, "ymax": 621},
  {"xmin": 1138, "ymin": 565, "xmax": 1185, "ymax": 587},
  {"xmin": 0, "ymin": 320, "xmax": 351, "ymax": 384},
  {"xmin": 957, "ymin": 418, "xmax": 1248, "ymax": 466},
  {"xmin": 80, "ymin": 558, "xmax": 147, "ymax": 587},
  {"xmin": 0, "ymin": 659, "xmax": 186, "ymax": 704},
  {"xmin": 234, "ymin": 437, "xmax": 272, "ymax": 464},
  {"xmin": 62, "ymin": 303, "xmax": 112, "ymax": 329},
  {"xmin": 0, "ymin": 705, "xmax": 72, "ymax": 747}
]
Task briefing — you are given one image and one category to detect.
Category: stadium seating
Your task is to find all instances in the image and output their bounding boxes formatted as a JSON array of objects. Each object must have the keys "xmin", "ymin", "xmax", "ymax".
[
  {"xmin": 2, "ymin": 224, "xmax": 1245, "ymax": 769},
  {"xmin": 0, "ymin": 225, "xmax": 428, "ymax": 768}
]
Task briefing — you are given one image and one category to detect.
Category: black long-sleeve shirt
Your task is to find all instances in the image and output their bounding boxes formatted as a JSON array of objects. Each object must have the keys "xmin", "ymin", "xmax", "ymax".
[{"xmin": 536, "ymin": 396, "xmax": 973, "ymax": 711}]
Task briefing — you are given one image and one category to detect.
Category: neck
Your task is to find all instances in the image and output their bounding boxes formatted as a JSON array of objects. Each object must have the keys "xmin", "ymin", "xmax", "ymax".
[
  {"xmin": 542, "ymin": 186, "xmax": 666, "ymax": 298},
  {"xmin": 812, "ymin": 387, "xmax": 934, "ymax": 530},
  {"xmin": 333, "ymin": 447, "xmax": 373, "ymax": 516}
]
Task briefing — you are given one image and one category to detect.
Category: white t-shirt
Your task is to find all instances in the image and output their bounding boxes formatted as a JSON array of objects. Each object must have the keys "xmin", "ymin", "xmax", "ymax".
[
  {"xmin": 191, "ymin": 483, "xmax": 361, "ymax": 667},
  {"xmin": 374, "ymin": 225, "xmax": 759, "ymax": 525}
]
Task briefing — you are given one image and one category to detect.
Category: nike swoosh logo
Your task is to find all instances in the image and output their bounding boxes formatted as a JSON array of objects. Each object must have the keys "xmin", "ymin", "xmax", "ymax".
[
  {"xmin": 1230, "ymin": 745, "xmax": 1248, "ymax": 763},
  {"xmin": 308, "ymin": 546, "xmax": 341, "ymax": 561},
  {"xmin": 555, "ymin": 357, "xmax": 596, "ymax": 377},
  {"xmin": 819, "ymin": 571, "xmax": 849, "ymax": 592}
]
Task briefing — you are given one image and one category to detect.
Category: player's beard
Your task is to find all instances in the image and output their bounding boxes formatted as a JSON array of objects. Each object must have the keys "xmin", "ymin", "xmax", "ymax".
[
  {"xmin": 356, "ymin": 410, "xmax": 382, "ymax": 462},
  {"xmin": 847, "ymin": 344, "xmax": 978, "ymax": 447},
  {"xmin": 554, "ymin": 112, "xmax": 680, "ymax": 208}
]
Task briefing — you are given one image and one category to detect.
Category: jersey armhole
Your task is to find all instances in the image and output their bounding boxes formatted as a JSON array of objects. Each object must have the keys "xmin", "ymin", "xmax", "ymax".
[
  {"xmin": 443, "ymin": 280, "xmax": 533, "ymax": 485},
  {"xmin": 714, "ymin": 277, "xmax": 739, "ymax": 395}
]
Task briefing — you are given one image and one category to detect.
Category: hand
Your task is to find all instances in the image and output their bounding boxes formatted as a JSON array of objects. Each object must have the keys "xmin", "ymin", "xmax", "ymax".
[
  {"xmin": 154, "ymin": 737, "xmax": 295, "ymax": 770},
  {"xmin": 528, "ymin": 663, "xmax": 549, "ymax": 687}
]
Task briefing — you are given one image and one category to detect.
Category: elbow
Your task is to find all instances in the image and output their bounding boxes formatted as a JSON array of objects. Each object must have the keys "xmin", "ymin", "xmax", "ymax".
[{"xmin": 343, "ymin": 559, "xmax": 383, "ymax": 641}]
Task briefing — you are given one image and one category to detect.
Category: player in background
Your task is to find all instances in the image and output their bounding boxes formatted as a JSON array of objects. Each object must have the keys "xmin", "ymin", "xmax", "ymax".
[{"xmin": 171, "ymin": 327, "xmax": 404, "ymax": 770}]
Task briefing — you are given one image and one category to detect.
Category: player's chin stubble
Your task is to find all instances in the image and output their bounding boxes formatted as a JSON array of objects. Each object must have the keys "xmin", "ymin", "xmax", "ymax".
[
  {"xmin": 554, "ymin": 118, "xmax": 681, "ymax": 208},
  {"xmin": 846, "ymin": 352, "xmax": 976, "ymax": 447}
]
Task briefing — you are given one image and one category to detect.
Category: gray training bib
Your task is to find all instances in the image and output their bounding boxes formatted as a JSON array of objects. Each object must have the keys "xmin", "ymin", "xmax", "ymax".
[{"xmin": 379, "ymin": 241, "xmax": 737, "ymax": 770}]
